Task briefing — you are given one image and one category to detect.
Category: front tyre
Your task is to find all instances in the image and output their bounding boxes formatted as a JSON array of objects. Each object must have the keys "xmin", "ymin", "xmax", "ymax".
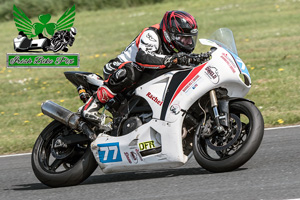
[
  {"xmin": 31, "ymin": 120, "xmax": 98, "ymax": 187},
  {"xmin": 193, "ymin": 100, "xmax": 264, "ymax": 173}
]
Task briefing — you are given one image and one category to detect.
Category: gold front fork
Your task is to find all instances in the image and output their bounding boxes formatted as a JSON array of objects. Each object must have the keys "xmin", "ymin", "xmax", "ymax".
[{"xmin": 209, "ymin": 90, "xmax": 224, "ymax": 133}]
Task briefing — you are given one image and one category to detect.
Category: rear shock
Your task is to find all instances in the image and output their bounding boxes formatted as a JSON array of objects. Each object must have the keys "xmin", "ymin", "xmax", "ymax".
[{"xmin": 77, "ymin": 85, "xmax": 90, "ymax": 103}]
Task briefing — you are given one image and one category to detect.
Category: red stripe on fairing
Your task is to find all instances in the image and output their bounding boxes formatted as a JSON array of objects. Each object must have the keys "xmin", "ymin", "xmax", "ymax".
[{"xmin": 169, "ymin": 63, "xmax": 207, "ymax": 104}]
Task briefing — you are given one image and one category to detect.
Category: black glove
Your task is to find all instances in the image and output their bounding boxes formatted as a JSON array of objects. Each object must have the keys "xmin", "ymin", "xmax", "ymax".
[
  {"xmin": 190, "ymin": 52, "xmax": 211, "ymax": 65},
  {"xmin": 164, "ymin": 52, "xmax": 191, "ymax": 68}
]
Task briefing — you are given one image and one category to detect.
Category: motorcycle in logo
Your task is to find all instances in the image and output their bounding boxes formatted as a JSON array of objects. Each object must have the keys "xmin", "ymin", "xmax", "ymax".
[
  {"xmin": 7, "ymin": 5, "xmax": 79, "ymax": 68},
  {"xmin": 12, "ymin": 5, "xmax": 76, "ymax": 53},
  {"xmin": 31, "ymin": 28, "xmax": 264, "ymax": 188}
]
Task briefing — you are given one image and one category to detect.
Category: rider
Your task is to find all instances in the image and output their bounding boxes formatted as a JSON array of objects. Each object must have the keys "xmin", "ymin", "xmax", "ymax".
[
  {"xmin": 81, "ymin": 10, "xmax": 209, "ymax": 124},
  {"xmin": 49, "ymin": 27, "xmax": 77, "ymax": 52}
]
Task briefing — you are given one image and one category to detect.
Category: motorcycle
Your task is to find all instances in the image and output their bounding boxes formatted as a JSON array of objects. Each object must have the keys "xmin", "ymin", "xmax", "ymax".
[
  {"xmin": 13, "ymin": 31, "xmax": 50, "ymax": 52},
  {"xmin": 31, "ymin": 28, "xmax": 264, "ymax": 187},
  {"xmin": 47, "ymin": 28, "xmax": 76, "ymax": 52}
]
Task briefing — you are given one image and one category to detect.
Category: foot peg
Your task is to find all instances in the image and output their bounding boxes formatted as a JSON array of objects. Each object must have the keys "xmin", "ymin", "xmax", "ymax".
[{"xmin": 79, "ymin": 122, "xmax": 97, "ymax": 141}]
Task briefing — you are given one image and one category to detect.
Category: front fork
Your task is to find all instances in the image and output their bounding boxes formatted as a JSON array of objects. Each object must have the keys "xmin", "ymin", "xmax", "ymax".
[{"xmin": 209, "ymin": 90, "xmax": 230, "ymax": 133}]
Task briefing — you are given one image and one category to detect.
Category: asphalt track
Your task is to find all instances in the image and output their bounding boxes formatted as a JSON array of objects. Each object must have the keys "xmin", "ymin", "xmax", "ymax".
[{"xmin": 1, "ymin": 125, "xmax": 300, "ymax": 200}]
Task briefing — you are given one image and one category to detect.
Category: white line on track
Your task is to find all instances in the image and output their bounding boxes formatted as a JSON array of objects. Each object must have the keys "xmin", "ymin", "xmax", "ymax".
[
  {"xmin": 0, "ymin": 125, "xmax": 299, "ymax": 158},
  {"xmin": 265, "ymin": 124, "xmax": 300, "ymax": 131},
  {"xmin": 0, "ymin": 152, "xmax": 31, "ymax": 158},
  {"xmin": 284, "ymin": 199, "xmax": 300, "ymax": 200}
]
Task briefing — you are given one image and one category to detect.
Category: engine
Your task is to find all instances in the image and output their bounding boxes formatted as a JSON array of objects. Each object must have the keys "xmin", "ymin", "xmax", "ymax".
[{"xmin": 122, "ymin": 116, "xmax": 142, "ymax": 135}]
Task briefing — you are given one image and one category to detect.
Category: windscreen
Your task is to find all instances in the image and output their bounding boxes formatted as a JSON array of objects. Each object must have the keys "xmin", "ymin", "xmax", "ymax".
[{"xmin": 209, "ymin": 28, "xmax": 238, "ymax": 55}]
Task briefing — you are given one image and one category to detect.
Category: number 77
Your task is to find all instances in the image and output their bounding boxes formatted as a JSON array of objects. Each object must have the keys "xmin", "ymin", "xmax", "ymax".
[{"xmin": 99, "ymin": 146, "xmax": 118, "ymax": 161}]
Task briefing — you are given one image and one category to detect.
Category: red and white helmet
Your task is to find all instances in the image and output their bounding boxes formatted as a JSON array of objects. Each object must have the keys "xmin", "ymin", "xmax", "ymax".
[{"xmin": 160, "ymin": 11, "xmax": 198, "ymax": 54}]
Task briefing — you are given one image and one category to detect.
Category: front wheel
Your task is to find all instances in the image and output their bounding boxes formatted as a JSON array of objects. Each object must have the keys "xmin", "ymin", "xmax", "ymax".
[
  {"xmin": 193, "ymin": 100, "xmax": 264, "ymax": 172},
  {"xmin": 31, "ymin": 120, "xmax": 98, "ymax": 187}
]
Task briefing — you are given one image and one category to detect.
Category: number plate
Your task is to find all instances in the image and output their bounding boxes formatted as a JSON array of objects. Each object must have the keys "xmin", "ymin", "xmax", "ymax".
[{"xmin": 97, "ymin": 142, "xmax": 122, "ymax": 163}]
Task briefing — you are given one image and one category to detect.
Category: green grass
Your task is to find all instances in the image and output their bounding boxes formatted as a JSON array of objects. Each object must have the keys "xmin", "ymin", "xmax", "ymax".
[
  {"xmin": 0, "ymin": 0, "xmax": 299, "ymax": 154},
  {"xmin": 0, "ymin": 0, "xmax": 164, "ymax": 22}
]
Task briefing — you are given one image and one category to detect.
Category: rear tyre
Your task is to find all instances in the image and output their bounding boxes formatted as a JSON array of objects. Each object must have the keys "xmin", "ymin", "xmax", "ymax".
[
  {"xmin": 31, "ymin": 120, "xmax": 98, "ymax": 187},
  {"xmin": 193, "ymin": 100, "xmax": 264, "ymax": 172},
  {"xmin": 52, "ymin": 41, "xmax": 64, "ymax": 52}
]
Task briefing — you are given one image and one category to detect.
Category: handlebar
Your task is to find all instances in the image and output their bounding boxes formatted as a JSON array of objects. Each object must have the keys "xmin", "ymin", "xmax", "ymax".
[
  {"xmin": 175, "ymin": 48, "xmax": 217, "ymax": 69},
  {"xmin": 187, "ymin": 50, "xmax": 213, "ymax": 65},
  {"xmin": 166, "ymin": 48, "xmax": 216, "ymax": 69}
]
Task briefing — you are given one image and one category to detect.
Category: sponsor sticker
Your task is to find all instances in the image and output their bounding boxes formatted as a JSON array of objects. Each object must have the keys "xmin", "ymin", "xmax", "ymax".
[
  {"xmin": 124, "ymin": 152, "xmax": 132, "ymax": 164},
  {"xmin": 204, "ymin": 66, "xmax": 220, "ymax": 84},
  {"xmin": 170, "ymin": 104, "xmax": 181, "ymax": 115},
  {"xmin": 146, "ymin": 92, "xmax": 163, "ymax": 106},
  {"xmin": 191, "ymin": 29, "xmax": 198, "ymax": 34},
  {"xmin": 7, "ymin": 4, "xmax": 79, "ymax": 68},
  {"xmin": 129, "ymin": 151, "xmax": 138, "ymax": 164},
  {"xmin": 139, "ymin": 141, "xmax": 155, "ymax": 151},
  {"xmin": 220, "ymin": 53, "xmax": 236, "ymax": 73},
  {"xmin": 146, "ymin": 32, "xmax": 157, "ymax": 42},
  {"xmin": 124, "ymin": 149, "xmax": 143, "ymax": 164},
  {"xmin": 183, "ymin": 74, "xmax": 201, "ymax": 94},
  {"xmin": 97, "ymin": 142, "xmax": 122, "ymax": 163}
]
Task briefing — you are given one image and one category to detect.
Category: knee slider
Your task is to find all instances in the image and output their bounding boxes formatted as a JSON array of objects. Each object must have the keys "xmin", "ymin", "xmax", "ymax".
[
  {"xmin": 122, "ymin": 62, "xmax": 143, "ymax": 83},
  {"xmin": 106, "ymin": 62, "xmax": 142, "ymax": 93},
  {"xmin": 111, "ymin": 68, "xmax": 127, "ymax": 83}
]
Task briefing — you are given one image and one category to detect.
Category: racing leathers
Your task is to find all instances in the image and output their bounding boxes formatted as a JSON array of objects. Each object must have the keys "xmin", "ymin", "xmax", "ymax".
[
  {"xmin": 103, "ymin": 24, "xmax": 170, "ymax": 80},
  {"xmin": 81, "ymin": 24, "xmax": 202, "ymax": 125}
]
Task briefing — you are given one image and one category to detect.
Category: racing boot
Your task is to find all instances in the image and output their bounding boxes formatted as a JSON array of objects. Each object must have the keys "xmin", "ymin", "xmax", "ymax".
[{"xmin": 80, "ymin": 86, "xmax": 115, "ymax": 126}]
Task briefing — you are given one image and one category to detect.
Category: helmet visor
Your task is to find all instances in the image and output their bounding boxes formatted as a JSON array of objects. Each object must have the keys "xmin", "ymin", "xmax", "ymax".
[{"xmin": 175, "ymin": 33, "xmax": 198, "ymax": 51}]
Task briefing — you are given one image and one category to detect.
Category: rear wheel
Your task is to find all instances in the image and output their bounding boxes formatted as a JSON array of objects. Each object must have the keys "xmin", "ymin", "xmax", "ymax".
[
  {"xmin": 52, "ymin": 41, "xmax": 65, "ymax": 52},
  {"xmin": 193, "ymin": 100, "xmax": 264, "ymax": 172},
  {"xmin": 31, "ymin": 120, "xmax": 98, "ymax": 187}
]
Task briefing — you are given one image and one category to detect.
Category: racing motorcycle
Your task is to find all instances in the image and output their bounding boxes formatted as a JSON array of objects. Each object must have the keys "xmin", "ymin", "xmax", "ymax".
[
  {"xmin": 13, "ymin": 31, "xmax": 50, "ymax": 52},
  {"xmin": 31, "ymin": 28, "xmax": 264, "ymax": 187}
]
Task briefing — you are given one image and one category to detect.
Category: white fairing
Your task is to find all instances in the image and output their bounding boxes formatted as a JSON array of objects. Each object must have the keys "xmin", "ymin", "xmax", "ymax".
[
  {"xmin": 91, "ymin": 118, "xmax": 186, "ymax": 173},
  {"xmin": 91, "ymin": 28, "xmax": 252, "ymax": 173},
  {"xmin": 86, "ymin": 74, "xmax": 104, "ymax": 86}
]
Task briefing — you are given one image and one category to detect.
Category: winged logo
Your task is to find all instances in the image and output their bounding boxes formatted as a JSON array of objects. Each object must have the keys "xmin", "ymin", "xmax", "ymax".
[{"xmin": 13, "ymin": 4, "xmax": 75, "ymax": 38}]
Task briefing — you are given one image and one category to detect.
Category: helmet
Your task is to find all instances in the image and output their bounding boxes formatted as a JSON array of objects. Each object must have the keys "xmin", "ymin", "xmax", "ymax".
[
  {"xmin": 70, "ymin": 27, "xmax": 77, "ymax": 37},
  {"xmin": 160, "ymin": 11, "xmax": 198, "ymax": 54}
]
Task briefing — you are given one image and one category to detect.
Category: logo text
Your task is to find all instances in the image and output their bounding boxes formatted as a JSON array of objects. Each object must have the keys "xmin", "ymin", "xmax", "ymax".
[{"xmin": 146, "ymin": 92, "xmax": 163, "ymax": 106}]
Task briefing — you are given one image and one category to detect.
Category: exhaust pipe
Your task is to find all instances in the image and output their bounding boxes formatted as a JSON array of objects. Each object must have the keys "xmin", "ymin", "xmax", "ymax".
[{"xmin": 41, "ymin": 100, "xmax": 80, "ymax": 129}]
